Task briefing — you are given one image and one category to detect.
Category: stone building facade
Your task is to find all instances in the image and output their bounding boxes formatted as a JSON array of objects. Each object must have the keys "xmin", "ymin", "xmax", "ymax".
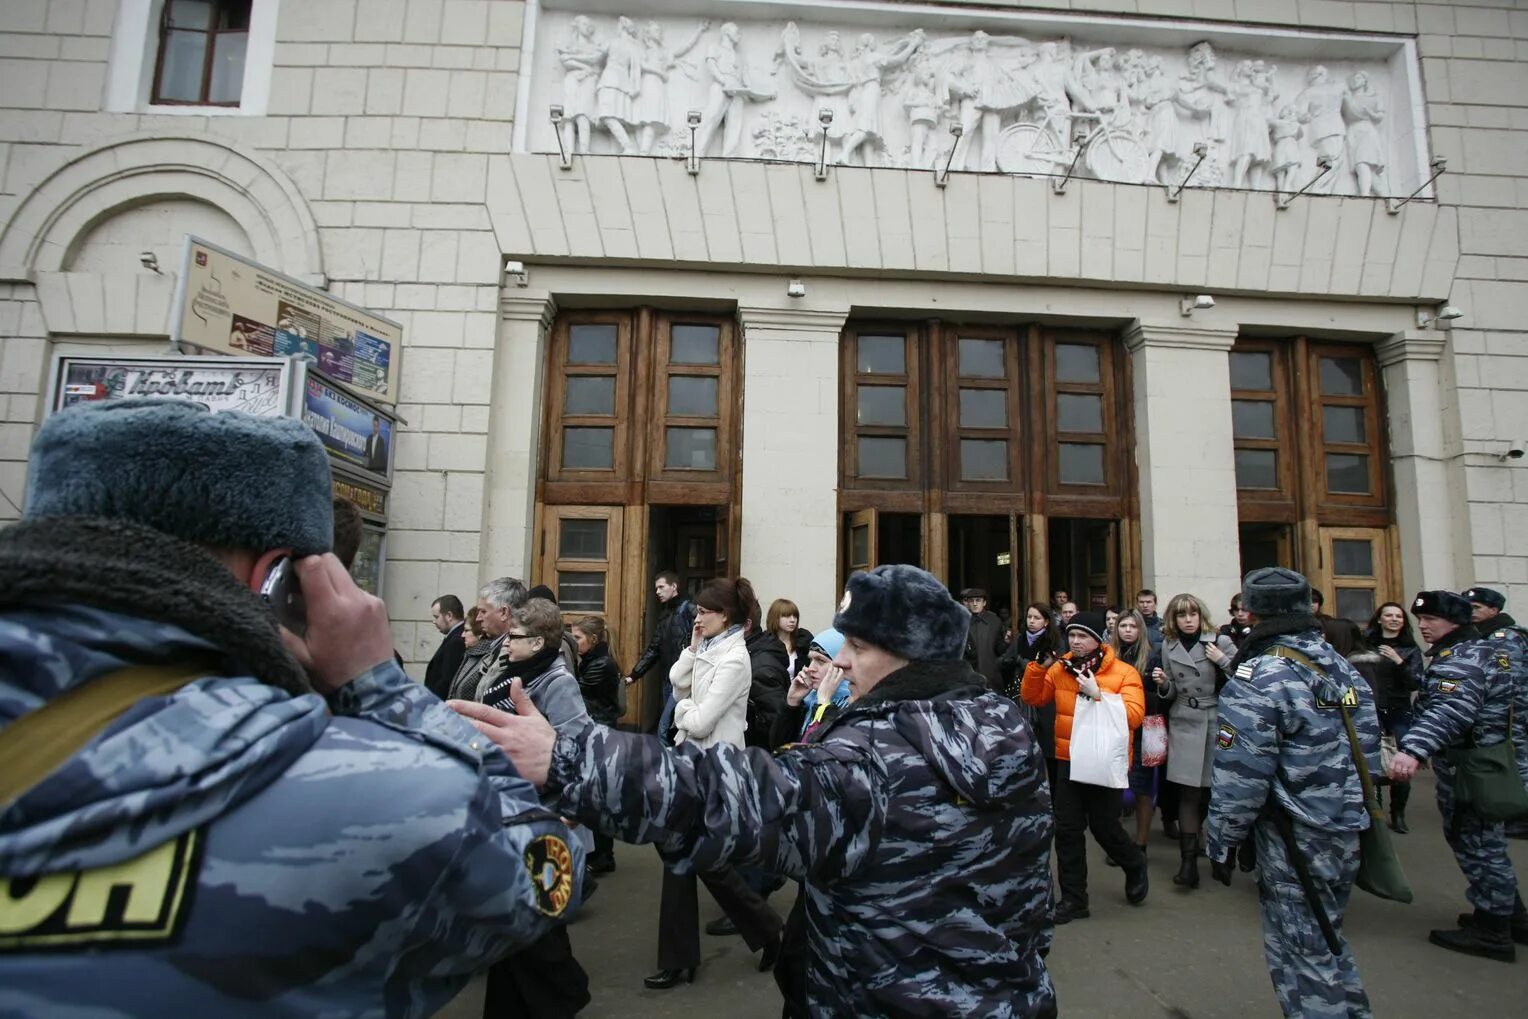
[{"xmin": 0, "ymin": 1, "xmax": 1524, "ymax": 712}]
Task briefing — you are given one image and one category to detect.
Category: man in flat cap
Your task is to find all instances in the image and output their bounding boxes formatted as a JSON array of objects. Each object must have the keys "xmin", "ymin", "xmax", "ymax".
[
  {"xmin": 1206, "ymin": 567, "xmax": 1380, "ymax": 1019},
  {"xmin": 0, "ymin": 400, "xmax": 582, "ymax": 1015},
  {"xmin": 1390, "ymin": 590, "xmax": 1528, "ymax": 960},
  {"xmin": 960, "ymin": 587, "xmax": 1007, "ymax": 691}
]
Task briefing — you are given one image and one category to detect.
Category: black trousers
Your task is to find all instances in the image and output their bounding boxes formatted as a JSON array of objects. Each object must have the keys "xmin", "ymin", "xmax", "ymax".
[
  {"xmin": 1054, "ymin": 761, "xmax": 1143, "ymax": 907},
  {"xmin": 482, "ymin": 924, "xmax": 590, "ymax": 1019},
  {"xmin": 657, "ymin": 857, "xmax": 783, "ymax": 970},
  {"xmin": 773, "ymin": 885, "xmax": 810, "ymax": 1019}
]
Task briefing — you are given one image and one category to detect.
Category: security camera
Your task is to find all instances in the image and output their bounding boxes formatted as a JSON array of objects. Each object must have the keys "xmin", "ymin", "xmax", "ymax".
[
  {"xmin": 949, "ymin": 123, "xmax": 964, "ymax": 138},
  {"xmin": 1499, "ymin": 443, "xmax": 1526, "ymax": 461},
  {"xmin": 818, "ymin": 108, "xmax": 834, "ymax": 126},
  {"xmin": 549, "ymin": 104, "xmax": 564, "ymax": 123},
  {"xmin": 1180, "ymin": 294, "xmax": 1215, "ymax": 316},
  {"xmin": 139, "ymin": 251, "xmax": 160, "ymax": 273},
  {"xmin": 687, "ymin": 109, "xmax": 703, "ymax": 127},
  {"xmin": 1429, "ymin": 156, "xmax": 1447, "ymax": 173},
  {"xmin": 1192, "ymin": 141, "xmax": 1208, "ymax": 159},
  {"xmin": 505, "ymin": 260, "xmax": 528, "ymax": 287},
  {"xmin": 786, "ymin": 278, "xmax": 806, "ymax": 298},
  {"xmin": 1316, "ymin": 154, "xmax": 1335, "ymax": 170},
  {"xmin": 1438, "ymin": 305, "xmax": 1463, "ymax": 321}
]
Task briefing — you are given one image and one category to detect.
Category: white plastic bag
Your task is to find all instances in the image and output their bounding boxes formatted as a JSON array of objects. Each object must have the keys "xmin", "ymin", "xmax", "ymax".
[{"xmin": 1070, "ymin": 692, "xmax": 1130, "ymax": 788}]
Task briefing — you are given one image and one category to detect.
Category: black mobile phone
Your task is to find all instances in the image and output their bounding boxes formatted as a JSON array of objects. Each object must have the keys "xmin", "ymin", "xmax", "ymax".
[{"xmin": 260, "ymin": 556, "xmax": 308, "ymax": 637}]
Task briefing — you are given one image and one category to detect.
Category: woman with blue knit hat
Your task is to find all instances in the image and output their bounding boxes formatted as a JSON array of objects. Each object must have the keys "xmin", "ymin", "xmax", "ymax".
[{"xmin": 453, "ymin": 563, "xmax": 1058, "ymax": 1018}]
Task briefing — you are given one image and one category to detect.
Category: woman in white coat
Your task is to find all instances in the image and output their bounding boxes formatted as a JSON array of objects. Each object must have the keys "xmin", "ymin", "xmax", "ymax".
[
  {"xmin": 648, "ymin": 576, "xmax": 783, "ymax": 990},
  {"xmin": 1149, "ymin": 592, "xmax": 1236, "ymax": 890}
]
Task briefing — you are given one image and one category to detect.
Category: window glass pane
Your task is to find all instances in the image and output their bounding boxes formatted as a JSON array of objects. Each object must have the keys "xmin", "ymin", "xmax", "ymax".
[
  {"xmin": 561, "ymin": 427, "xmax": 613, "ymax": 469},
  {"xmin": 1322, "ymin": 405, "xmax": 1366, "ymax": 445},
  {"xmin": 1058, "ymin": 393, "xmax": 1103, "ymax": 433},
  {"xmin": 850, "ymin": 524, "xmax": 870, "ymax": 566},
  {"xmin": 959, "ymin": 388, "xmax": 1006, "ymax": 428},
  {"xmin": 667, "ymin": 376, "xmax": 717, "ymax": 417},
  {"xmin": 958, "ymin": 338, "xmax": 1005, "ymax": 379},
  {"xmin": 559, "ymin": 518, "xmax": 607, "ymax": 560},
  {"xmin": 556, "ymin": 570, "xmax": 606, "ymax": 611},
  {"xmin": 857, "ymin": 335, "xmax": 904, "ymax": 375},
  {"xmin": 1055, "ymin": 344, "xmax": 1101, "ymax": 383},
  {"xmin": 1232, "ymin": 399, "xmax": 1276, "ymax": 439},
  {"xmin": 1319, "ymin": 357, "xmax": 1364, "ymax": 396},
  {"xmin": 564, "ymin": 376, "xmax": 614, "ymax": 415},
  {"xmin": 1335, "ymin": 587, "xmax": 1375, "ymax": 623},
  {"xmin": 1332, "ymin": 539, "xmax": 1374, "ymax": 577},
  {"xmin": 665, "ymin": 427, "xmax": 716, "ymax": 470},
  {"xmin": 1230, "ymin": 351, "xmax": 1273, "ymax": 391},
  {"xmin": 670, "ymin": 324, "xmax": 719, "ymax": 365},
  {"xmin": 857, "ymin": 437, "xmax": 907, "ymax": 479},
  {"xmin": 1326, "ymin": 453, "xmax": 1370, "ymax": 494},
  {"xmin": 216, "ymin": 0, "xmax": 253, "ymax": 31},
  {"xmin": 157, "ymin": 30, "xmax": 208, "ymax": 102},
  {"xmin": 1059, "ymin": 443, "xmax": 1105, "ymax": 485},
  {"xmin": 168, "ymin": 0, "xmax": 213, "ymax": 29},
  {"xmin": 1235, "ymin": 449, "xmax": 1278, "ymax": 489},
  {"xmin": 857, "ymin": 385, "xmax": 906, "ymax": 427},
  {"xmin": 208, "ymin": 31, "xmax": 247, "ymax": 104},
  {"xmin": 960, "ymin": 439, "xmax": 1008, "ymax": 481},
  {"xmin": 568, "ymin": 324, "xmax": 617, "ymax": 365}
]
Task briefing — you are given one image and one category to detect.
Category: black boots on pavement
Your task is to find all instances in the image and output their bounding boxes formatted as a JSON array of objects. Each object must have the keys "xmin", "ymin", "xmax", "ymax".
[
  {"xmin": 1432, "ymin": 910, "xmax": 1517, "ymax": 963},
  {"xmin": 1387, "ymin": 782, "xmax": 1410, "ymax": 834},
  {"xmin": 1173, "ymin": 835, "xmax": 1200, "ymax": 889}
]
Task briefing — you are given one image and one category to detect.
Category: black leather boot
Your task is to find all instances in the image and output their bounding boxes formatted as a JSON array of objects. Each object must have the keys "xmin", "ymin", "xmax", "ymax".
[
  {"xmin": 1388, "ymin": 782, "xmax": 1410, "ymax": 834},
  {"xmin": 643, "ymin": 967, "xmax": 697, "ymax": 989},
  {"xmin": 1173, "ymin": 835, "xmax": 1199, "ymax": 888},
  {"xmin": 1431, "ymin": 912, "xmax": 1516, "ymax": 963}
]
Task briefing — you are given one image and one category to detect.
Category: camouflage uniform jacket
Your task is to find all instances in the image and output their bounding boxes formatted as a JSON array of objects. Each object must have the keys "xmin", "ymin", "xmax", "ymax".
[
  {"xmin": 1206, "ymin": 629, "xmax": 1382, "ymax": 858},
  {"xmin": 0, "ymin": 601, "xmax": 583, "ymax": 1018},
  {"xmin": 548, "ymin": 659, "xmax": 1058, "ymax": 1018},
  {"xmin": 1401, "ymin": 623, "xmax": 1527, "ymax": 780}
]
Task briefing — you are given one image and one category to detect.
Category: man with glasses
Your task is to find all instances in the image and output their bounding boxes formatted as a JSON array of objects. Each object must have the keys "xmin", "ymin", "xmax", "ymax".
[{"xmin": 448, "ymin": 577, "xmax": 528, "ymax": 700}]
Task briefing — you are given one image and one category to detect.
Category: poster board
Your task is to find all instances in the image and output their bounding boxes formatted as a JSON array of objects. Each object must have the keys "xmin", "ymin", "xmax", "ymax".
[
  {"xmin": 45, "ymin": 353, "xmax": 292, "ymax": 417},
  {"xmin": 295, "ymin": 365, "xmax": 397, "ymax": 487},
  {"xmin": 172, "ymin": 236, "xmax": 402, "ymax": 404}
]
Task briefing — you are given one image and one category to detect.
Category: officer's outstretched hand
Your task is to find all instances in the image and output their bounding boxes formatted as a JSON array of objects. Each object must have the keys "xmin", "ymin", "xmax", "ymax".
[
  {"xmin": 449, "ymin": 679, "xmax": 557, "ymax": 788},
  {"xmin": 1210, "ymin": 851, "xmax": 1234, "ymax": 887}
]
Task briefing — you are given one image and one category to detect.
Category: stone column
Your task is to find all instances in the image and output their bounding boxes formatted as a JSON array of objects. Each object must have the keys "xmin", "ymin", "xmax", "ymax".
[
  {"xmin": 736, "ymin": 304, "xmax": 849, "ymax": 628},
  {"xmin": 1124, "ymin": 321, "xmax": 1242, "ymax": 611},
  {"xmin": 1376, "ymin": 331, "xmax": 1457, "ymax": 592},
  {"xmin": 480, "ymin": 291, "xmax": 556, "ymax": 585}
]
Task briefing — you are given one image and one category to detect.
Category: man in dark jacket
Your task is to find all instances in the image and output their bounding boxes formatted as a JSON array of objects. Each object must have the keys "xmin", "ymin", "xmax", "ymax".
[
  {"xmin": 961, "ymin": 588, "xmax": 1007, "ymax": 691},
  {"xmin": 454, "ymin": 564, "xmax": 1058, "ymax": 1018},
  {"xmin": 425, "ymin": 594, "xmax": 466, "ymax": 698},
  {"xmin": 626, "ymin": 570, "xmax": 695, "ymax": 737}
]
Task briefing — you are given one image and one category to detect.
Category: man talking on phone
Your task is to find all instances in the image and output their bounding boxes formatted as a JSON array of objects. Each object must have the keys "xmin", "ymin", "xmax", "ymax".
[{"xmin": 0, "ymin": 400, "xmax": 582, "ymax": 1017}]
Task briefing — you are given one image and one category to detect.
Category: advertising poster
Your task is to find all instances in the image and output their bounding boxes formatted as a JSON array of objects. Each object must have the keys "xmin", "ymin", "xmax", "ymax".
[
  {"xmin": 174, "ymin": 237, "xmax": 402, "ymax": 403},
  {"xmin": 301, "ymin": 370, "xmax": 395, "ymax": 484},
  {"xmin": 47, "ymin": 355, "xmax": 290, "ymax": 417}
]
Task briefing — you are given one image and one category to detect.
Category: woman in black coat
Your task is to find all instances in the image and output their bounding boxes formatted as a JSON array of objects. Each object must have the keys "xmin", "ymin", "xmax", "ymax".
[
  {"xmin": 571, "ymin": 615, "xmax": 622, "ymax": 874},
  {"xmin": 999, "ymin": 601, "xmax": 1063, "ymax": 790},
  {"xmin": 1363, "ymin": 602, "xmax": 1424, "ymax": 833}
]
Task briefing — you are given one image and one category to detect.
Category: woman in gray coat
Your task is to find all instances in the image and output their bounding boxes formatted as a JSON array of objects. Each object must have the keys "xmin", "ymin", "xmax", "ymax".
[{"xmin": 1149, "ymin": 592, "xmax": 1236, "ymax": 890}]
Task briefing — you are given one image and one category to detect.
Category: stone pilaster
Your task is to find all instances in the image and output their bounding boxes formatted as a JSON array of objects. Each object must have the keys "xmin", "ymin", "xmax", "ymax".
[
  {"xmin": 1124, "ymin": 321, "xmax": 1242, "ymax": 610},
  {"xmin": 736, "ymin": 303, "xmax": 849, "ymax": 626}
]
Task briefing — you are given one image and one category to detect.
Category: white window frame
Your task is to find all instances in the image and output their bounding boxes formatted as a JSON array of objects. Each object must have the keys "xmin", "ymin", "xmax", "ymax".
[{"xmin": 105, "ymin": 0, "xmax": 277, "ymax": 115}]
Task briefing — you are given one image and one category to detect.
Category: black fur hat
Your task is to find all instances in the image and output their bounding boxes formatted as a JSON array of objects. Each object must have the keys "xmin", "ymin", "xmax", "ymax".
[
  {"xmin": 833, "ymin": 564, "xmax": 970, "ymax": 662},
  {"xmin": 1464, "ymin": 586, "xmax": 1506, "ymax": 611},
  {"xmin": 25, "ymin": 399, "xmax": 333, "ymax": 555},
  {"xmin": 1411, "ymin": 590, "xmax": 1472, "ymax": 625},
  {"xmin": 1242, "ymin": 567, "xmax": 1312, "ymax": 617}
]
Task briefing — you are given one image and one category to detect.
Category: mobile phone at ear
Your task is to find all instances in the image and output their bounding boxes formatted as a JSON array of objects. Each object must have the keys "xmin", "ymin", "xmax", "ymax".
[{"xmin": 260, "ymin": 556, "xmax": 308, "ymax": 637}]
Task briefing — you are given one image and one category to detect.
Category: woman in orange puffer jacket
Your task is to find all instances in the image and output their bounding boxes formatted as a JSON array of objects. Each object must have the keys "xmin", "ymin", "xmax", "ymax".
[{"xmin": 1022, "ymin": 611, "xmax": 1148, "ymax": 924}]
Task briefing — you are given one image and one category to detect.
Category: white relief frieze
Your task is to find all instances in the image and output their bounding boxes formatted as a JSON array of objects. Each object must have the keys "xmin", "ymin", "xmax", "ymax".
[{"xmin": 523, "ymin": 5, "xmax": 1426, "ymax": 199}]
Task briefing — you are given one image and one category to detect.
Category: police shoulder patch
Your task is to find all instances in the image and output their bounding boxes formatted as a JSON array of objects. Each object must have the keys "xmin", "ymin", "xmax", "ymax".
[
  {"xmin": 1235, "ymin": 663, "xmax": 1255, "ymax": 680},
  {"xmin": 1437, "ymin": 679, "xmax": 1459, "ymax": 694},
  {"xmin": 0, "ymin": 828, "xmax": 203, "ymax": 953},
  {"xmin": 1217, "ymin": 722, "xmax": 1237, "ymax": 749},
  {"xmin": 1316, "ymin": 687, "xmax": 1361, "ymax": 709},
  {"xmin": 1493, "ymin": 629, "xmax": 1507, "ymax": 639},
  {"xmin": 524, "ymin": 834, "xmax": 575, "ymax": 918}
]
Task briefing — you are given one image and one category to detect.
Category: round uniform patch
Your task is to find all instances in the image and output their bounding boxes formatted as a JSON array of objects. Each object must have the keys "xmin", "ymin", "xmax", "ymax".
[{"xmin": 524, "ymin": 834, "xmax": 575, "ymax": 918}]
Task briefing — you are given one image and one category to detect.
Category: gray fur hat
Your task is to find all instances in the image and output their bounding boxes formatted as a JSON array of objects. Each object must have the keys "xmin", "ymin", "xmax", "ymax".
[
  {"xmin": 833, "ymin": 564, "xmax": 970, "ymax": 662},
  {"xmin": 1242, "ymin": 567, "xmax": 1312, "ymax": 617},
  {"xmin": 25, "ymin": 399, "xmax": 334, "ymax": 555}
]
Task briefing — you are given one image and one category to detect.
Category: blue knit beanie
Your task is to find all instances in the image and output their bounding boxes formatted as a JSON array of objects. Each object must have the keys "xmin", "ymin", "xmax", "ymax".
[
  {"xmin": 24, "ymin": 399, "xmax": 334, "ymax": 555},
  {"xmin": 832, "ymin": 565, "xmax": 970, "ymax": 662},
  {"xmin": 809, "ymin": 627, "xmax": 845, "ymax": 660}
]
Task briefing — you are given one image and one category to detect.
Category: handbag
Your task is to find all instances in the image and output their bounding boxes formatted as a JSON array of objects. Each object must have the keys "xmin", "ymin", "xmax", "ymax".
[
  {"xmin": 1069, "ymin": 692, "xmax": 1130, "ymax": 788},
  {"xmin": 1140, "ymin": 714, "xmax": 1169, "ymax": 768},
  {"xmin": 1378, "ymin": 734, "xmax": 1397, "ymax": 778},
  {"xmin": 1444, "ymin": 705, "xmax": 1528, "ymax": 822},
  {"xmin": 1267, "ymin": 646, "xmax": 1412, "ymax": 903}
]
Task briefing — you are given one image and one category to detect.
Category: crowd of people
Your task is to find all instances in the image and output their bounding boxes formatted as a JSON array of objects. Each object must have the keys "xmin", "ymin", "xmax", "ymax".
[{"xmin": 2, "ymin": 398, "xmax": 1526, "ymax": 1019}]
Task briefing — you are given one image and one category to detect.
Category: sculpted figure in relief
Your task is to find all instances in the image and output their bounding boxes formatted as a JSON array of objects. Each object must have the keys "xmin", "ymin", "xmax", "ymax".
[
  {"xmin": 693, "ymin": 22, "xmax": 776, "ymax": 158},
  {"xmin": 1175, "ymin": 41, "xmax": 1232, "ymax": 148},
  {"xmin": 1295, "ymin": 64, "xmax": 1348, "ymax": 193},
  {"xmin": 1226, "ymin": 59, "xmax": 1276, "ymax": 189},
  {"xmin": 1134, "ymin": 54, "xmax": 1187, "ymax": 184},
  {"xmin": 1342, "ymin": 71, "xmax": 1386, "ymax": 197},
  {"xmin": 636, "ymin": 19, "xmax": 709, "ymax": 156},
  {"xmin": 556, "ymin": 15, "xmax": 605, "ymax": 155},
  {"xmin": 596, "ymin": 17, "xmax": 645, "ymax": 154},
  {"xmin": 1267, "ymin": 103, "xmax": 1303, "ymax": 193},
  {"xmin": 941, "ymin": 30, "xmax": 1037, "ymax": 171},
  {"xmin": 901, "ymin": 52, "xmax": 942, "ymax": 168},
  {"xmin": 839, "ymin": 30, "xmax": 925, "ymax": 166}
]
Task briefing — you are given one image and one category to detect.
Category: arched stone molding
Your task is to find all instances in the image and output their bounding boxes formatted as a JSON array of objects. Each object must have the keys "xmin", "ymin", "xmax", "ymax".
[{"xmin": 0, "ymin": 133, "xmax": 323, "ymax": 286}]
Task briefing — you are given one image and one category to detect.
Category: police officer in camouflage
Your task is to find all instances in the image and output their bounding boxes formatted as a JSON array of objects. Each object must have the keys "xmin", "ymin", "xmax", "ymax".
[
  {"xmin": 455, "ymin": 564, "xmax": 1059, "ymax": 1017},
  {"xmin": 1206, "ymin": 567, "xmax": 1380, "ymax": 1019},
  {"xmin": 1466, "ymin": 585, "xmax": 1528, "ymax": 844},
  {"xmin": 1388, "ymin": 590, "xmax": 1528, "ymax": 961},
  {"xmin": 0, "ymin": 400, "xmax": 583, "ymax": 1017}
]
